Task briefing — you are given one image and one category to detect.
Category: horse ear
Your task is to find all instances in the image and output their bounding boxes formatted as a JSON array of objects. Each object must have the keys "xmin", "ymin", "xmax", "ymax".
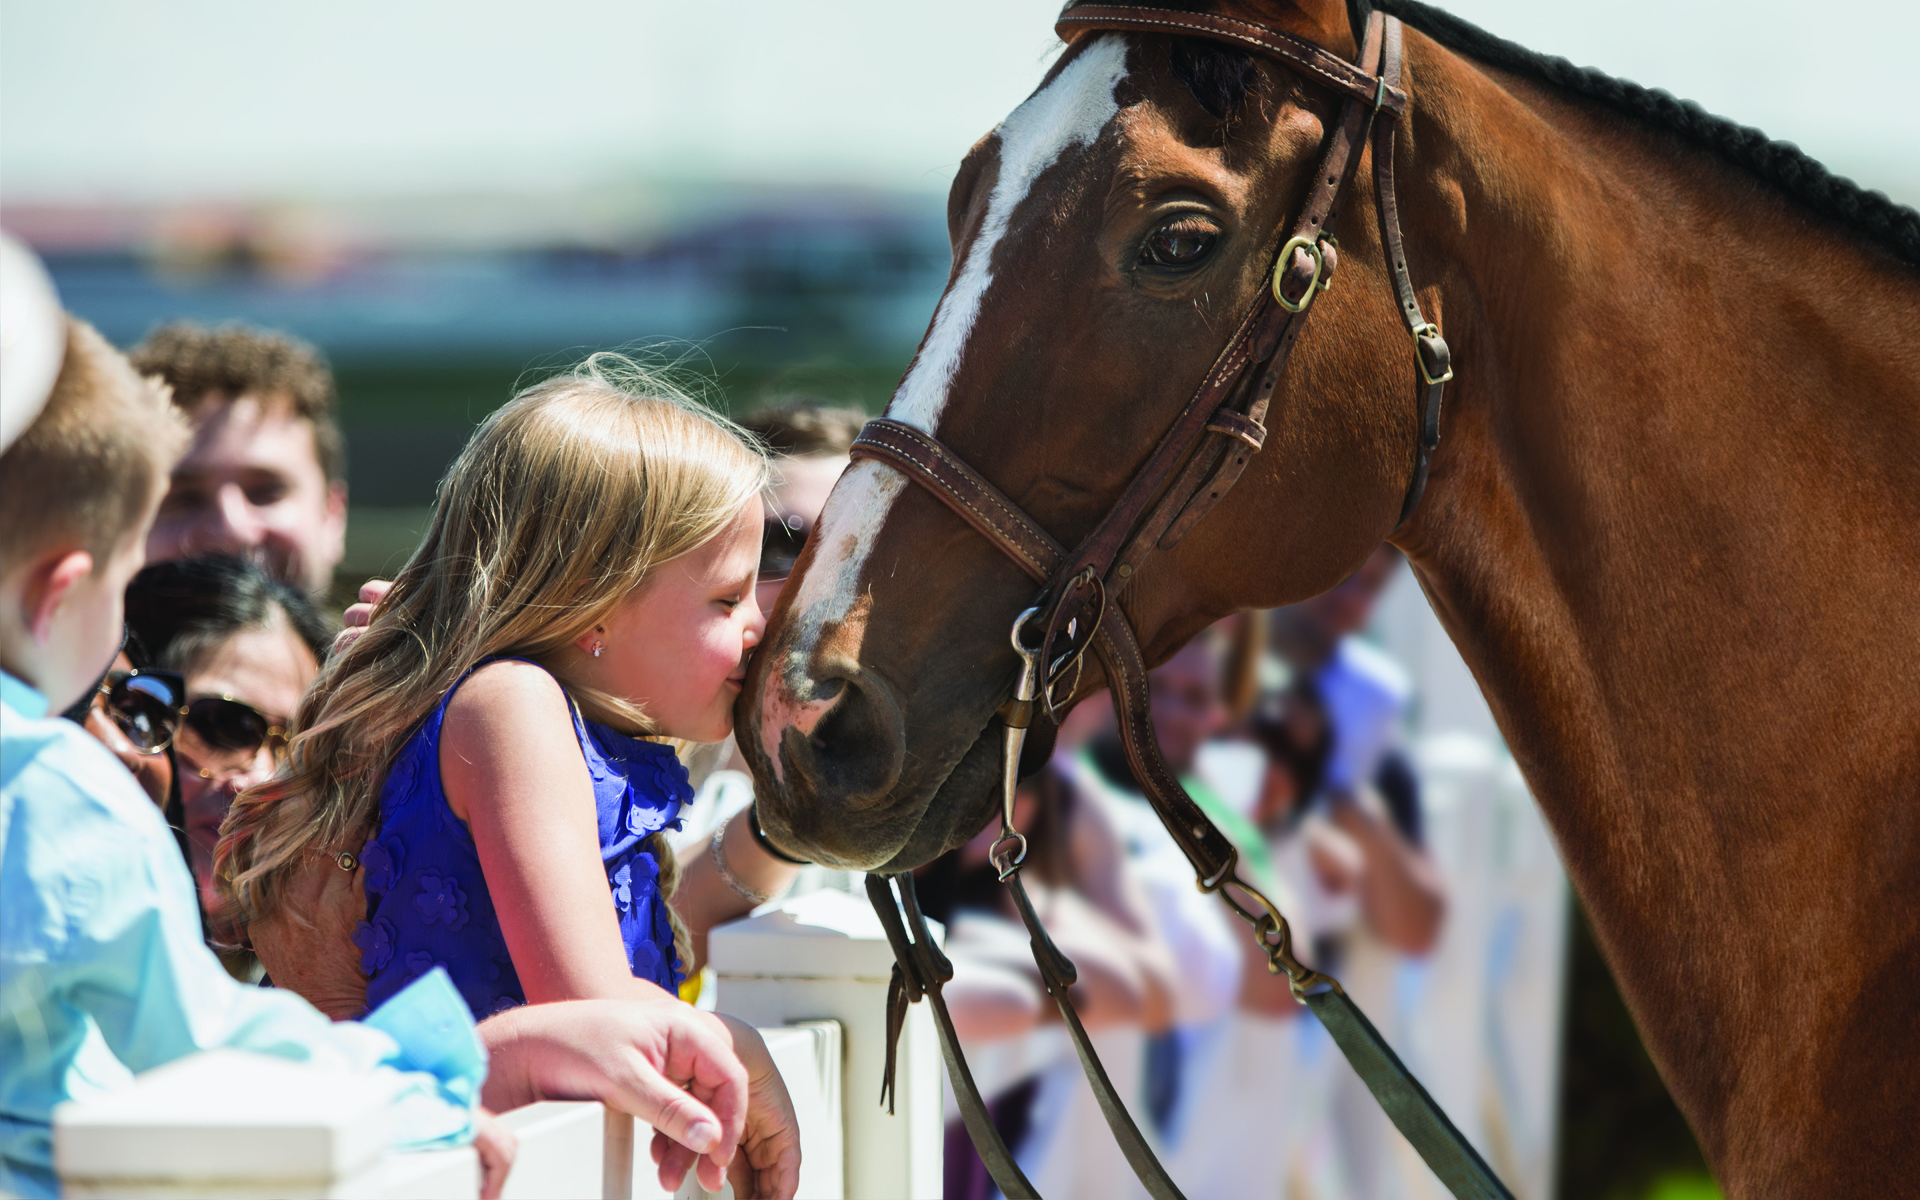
[{"xmin": 1225, "ymin": 0, "xmax": 1360, "ymax": 59}]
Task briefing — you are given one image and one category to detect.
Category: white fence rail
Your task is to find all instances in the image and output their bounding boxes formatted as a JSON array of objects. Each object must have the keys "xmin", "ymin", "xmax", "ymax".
[{"xmin": 54, "ymin": 890, "xmax": 933, "ymax": 1200}]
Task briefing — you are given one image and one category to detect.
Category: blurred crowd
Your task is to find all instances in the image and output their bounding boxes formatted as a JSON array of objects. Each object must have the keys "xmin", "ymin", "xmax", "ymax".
[
  {"xmin": 1, "ymin": 229, "xmax": 1452, "ymax": 1200},
  {"xmin": 918, "ymin": 543, "xmax": 1445, "ymax": 1200}
]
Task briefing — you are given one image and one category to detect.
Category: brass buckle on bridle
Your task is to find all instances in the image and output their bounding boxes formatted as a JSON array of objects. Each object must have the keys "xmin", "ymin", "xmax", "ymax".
[
  {"xmin": 1271, "ymin": 234, "xmax": 1332, "ymax": 314},
  {"xmin": 1411, "ymin": 321, "xmax": 1454, "ymax": 385}
]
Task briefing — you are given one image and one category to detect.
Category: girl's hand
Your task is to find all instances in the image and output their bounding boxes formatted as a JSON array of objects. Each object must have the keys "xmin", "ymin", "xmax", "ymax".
[
  {"xmin": 477, "ymin": 995, "xmax": 748, "ymax": 1189},
  {"xmin": 472, "ymin": 1109, "xmax": 518, "ymax": 1200},
  {"xmin": 656, "ymin": 1014, "xmax": 799, "ymax": 1200}
]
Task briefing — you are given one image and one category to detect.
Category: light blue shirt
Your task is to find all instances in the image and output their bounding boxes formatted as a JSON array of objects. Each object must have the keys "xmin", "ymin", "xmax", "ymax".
[{"xmin": 1, "ymin": 670, "xmax": 484, "ymax": 1198}]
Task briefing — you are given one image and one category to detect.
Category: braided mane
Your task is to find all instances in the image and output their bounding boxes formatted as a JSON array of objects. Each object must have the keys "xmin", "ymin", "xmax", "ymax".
[
  {"xmin": 1065, "ymin": 0, "xmax": 1920, "ymax": 264},
  {"xmin": 1358, "ymin": 0, "xmax": 1920, "ymax": 267}
]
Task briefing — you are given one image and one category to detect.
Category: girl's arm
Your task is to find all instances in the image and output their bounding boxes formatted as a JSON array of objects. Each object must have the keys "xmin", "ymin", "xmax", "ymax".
[
  {"xmin": 447, "ymin": 666, "xmax": 801, "ymax": 1197},
  {"xmin": 443, "ymin": 659, "xmax": 656, "ymax": 1003}
]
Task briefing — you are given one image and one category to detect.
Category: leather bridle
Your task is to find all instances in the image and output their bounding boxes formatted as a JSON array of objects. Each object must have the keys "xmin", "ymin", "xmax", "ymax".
[{"xmin": 847, "ymin": 8, "xmax": 1511, "ymax": 1199}]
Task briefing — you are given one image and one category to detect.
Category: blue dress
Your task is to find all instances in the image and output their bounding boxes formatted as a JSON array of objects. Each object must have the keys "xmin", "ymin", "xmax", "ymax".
[{"xmin": 353, "ymin": 658, "xmax": 689, "ymax": 1019}]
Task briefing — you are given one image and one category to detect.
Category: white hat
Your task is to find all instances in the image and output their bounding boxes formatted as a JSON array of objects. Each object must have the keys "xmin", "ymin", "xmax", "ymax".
[{"xmin": 1, "ymin": 233, "xmax": 66, "ymax": 453}]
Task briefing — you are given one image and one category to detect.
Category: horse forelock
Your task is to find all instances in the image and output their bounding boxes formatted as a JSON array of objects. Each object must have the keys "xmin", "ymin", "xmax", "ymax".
[{"xmin": 777, "ymin": 35, "xmax": 1133, "ymax": 677}]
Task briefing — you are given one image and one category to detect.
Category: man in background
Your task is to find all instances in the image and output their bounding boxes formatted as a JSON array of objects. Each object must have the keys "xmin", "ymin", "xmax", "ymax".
[
  {"xmin": 1269, "ymin": 544, "xmax": 1444, "ymax": 952},
  {"xmin": 131, "ymin": 323, "xmax": 348, "ymax": 595}
]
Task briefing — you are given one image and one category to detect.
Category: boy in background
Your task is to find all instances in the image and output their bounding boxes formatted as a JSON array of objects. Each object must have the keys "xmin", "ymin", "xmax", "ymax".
[{"xmin": 0, "ymin": 318, "xmax": 505, "ymax": 1198}]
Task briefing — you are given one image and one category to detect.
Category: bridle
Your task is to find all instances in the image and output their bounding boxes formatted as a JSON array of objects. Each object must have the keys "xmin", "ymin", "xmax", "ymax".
[{"xmin": 844, "ymin": 7, "xmax": 1509, "ymax": 1199}]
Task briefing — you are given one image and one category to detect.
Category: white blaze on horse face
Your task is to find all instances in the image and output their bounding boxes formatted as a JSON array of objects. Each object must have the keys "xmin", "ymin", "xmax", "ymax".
[
  {"xmin": 760, "ymin": 457, "xmax": 901, "ymax": 773},
  {"xmin": 761, "ymin": 37, "xmax": 1130, "ymax": 775},
  {"xmin": 891, "ymin": 34, "xmax": 1130, "ymax": 432}
]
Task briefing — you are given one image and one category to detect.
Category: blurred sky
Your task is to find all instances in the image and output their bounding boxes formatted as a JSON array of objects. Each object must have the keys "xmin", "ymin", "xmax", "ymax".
[{"xmin": 3, "ymin": 0, "xmax": 1916, "ymax": 206}]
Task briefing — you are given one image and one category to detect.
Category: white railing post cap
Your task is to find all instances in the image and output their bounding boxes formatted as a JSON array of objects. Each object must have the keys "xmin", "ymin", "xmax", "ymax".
[
  {"xmin": 708, "ymin": 888, "xmax": 940, "ymax": 980},
  {"xmin": 54, "ymin": 1048, "xmax": 398, "ymax": 1185}
]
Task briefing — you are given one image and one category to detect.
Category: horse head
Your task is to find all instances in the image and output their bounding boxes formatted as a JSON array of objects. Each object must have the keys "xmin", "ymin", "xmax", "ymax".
[{"xmin": 743, "ymin": 0, "xmax": 1444, "ymax": 869}]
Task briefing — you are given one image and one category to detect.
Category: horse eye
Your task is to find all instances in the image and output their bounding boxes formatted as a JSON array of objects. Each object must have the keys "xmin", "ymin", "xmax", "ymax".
[{"xmin": 1142, "ymin": 220, "xmax": 1219, "ymax": 267}]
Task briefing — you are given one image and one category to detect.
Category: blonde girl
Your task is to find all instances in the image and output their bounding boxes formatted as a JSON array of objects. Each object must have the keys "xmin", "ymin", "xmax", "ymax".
[{"xmin": 218, "ymin": 356, "xmax": 797, "ymax": 1192}]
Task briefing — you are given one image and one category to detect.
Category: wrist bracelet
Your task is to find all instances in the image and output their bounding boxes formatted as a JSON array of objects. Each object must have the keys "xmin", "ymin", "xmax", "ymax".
[
  {"xmin": 711, "ymin": 818, "xmax": 775, "ymax": 905},
  {"xmin": 748, "ymin": 803, "xmax": 810, "ymax": 865}
]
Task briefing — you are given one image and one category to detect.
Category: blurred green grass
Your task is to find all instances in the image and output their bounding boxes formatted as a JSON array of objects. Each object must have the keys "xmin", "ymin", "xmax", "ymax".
[{"xmin": 1646, "ymin": 1174, "xmax": 1723, "ymax": 1200}]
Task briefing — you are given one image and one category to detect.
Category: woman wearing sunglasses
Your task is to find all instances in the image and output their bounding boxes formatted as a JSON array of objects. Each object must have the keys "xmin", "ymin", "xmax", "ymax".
[{"xmin": 124, "ymin": 554, "xmax": 329, "ymax": 965}]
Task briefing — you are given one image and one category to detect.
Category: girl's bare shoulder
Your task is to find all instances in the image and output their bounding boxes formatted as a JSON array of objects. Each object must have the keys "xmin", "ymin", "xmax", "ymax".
[
  {"xmin": 443, "ymin": 658, "xmax": 574, "ymax": 739},
  {"xmin": 440, "ymin": 660, "xmax": 587, "ymax": 820}
]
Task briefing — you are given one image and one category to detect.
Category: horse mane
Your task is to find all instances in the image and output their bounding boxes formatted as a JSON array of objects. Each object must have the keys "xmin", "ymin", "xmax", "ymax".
[
  {"xmin": 1066, "ymin": 0, "xmax": 1920, "ymax": 267},
  {"xmin": 1357, "ymin": 0, "xmax": 1920, "ymax": 268}
]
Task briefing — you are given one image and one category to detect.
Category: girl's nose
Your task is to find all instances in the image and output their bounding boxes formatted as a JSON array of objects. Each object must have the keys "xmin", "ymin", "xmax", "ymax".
[{"xmin": 744, "ymin": 591, "xmax": 768, "ymax": 648}]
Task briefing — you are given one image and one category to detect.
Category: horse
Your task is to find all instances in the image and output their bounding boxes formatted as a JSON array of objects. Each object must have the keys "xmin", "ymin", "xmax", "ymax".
[{"xmin": 739, "ymin": 0, "xmax": 1920, "ymax": 1192}]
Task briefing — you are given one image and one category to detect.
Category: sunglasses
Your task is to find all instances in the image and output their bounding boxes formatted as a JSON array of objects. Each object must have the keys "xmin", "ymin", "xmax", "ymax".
[
  {"xmin": 176, "ymin": 694, "xmax": 290, "ymax": 771},
  {"xmin": 96, "ymin": 669, "xmax": 187, "ymax": 755},
  {"xmin": 97, "ymin": 671, "xmax": 291, "ymax": 768},
  {"xmin": 759, "ymin": 513, "xmax": 813, "ymax": 580}
]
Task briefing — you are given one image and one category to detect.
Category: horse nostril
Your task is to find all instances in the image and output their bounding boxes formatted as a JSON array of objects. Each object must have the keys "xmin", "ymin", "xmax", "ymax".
[{"xmin": 778, "ymin": 666, "xmax": 905, "ymax": 811}]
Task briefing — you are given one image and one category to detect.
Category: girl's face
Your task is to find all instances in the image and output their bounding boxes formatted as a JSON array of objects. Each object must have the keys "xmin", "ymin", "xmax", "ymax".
[
  {"xmin": 176, "ymin": 621, "xmax": 320, "ymax": 908},
  {"xmin": 583, "ymin": 497, "xmax": 765, "ymax": 743}
]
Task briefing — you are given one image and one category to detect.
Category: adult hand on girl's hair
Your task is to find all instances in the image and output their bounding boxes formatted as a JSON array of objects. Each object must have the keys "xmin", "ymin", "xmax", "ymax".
[
  {"xmin": 332, "ymin": 579, "xmax": 392, "ymax": 654},
  {"xmin": 475, "ymin": 993, "xmax": 751, "ymax": 1193}
]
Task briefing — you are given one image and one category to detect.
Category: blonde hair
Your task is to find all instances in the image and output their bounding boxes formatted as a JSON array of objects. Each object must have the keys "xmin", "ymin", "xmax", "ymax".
[
  {"xmin": 218, "ymin": 354, "xmax": 767, "ymax": 970},
  {"xmin": 0, "ymin": 319, "xmax": 185, "ymax": 574}
]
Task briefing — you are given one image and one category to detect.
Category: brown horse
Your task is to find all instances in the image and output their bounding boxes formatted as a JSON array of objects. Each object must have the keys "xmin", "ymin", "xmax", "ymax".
[{"xmin": 740, "ymin": 0, "xmax": 1920, "ymax": 1191}]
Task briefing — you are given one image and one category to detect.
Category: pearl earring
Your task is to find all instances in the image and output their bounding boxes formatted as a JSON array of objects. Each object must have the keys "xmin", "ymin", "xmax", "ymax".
[{"xmin": 592, "ymin": 642, "xmax": 604, "ymax": 658}]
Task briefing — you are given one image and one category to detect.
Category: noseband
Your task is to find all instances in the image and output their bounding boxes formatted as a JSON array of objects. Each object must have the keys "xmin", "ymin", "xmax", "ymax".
[{"xmin": 849, "ymin": 9, "xmax": 1508, "ymax": 1199}]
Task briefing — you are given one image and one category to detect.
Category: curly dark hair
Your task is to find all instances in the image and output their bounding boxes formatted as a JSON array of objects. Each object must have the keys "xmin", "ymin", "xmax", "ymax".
[
  {"xmin": 130, "ymin": 322, "xmax": 345, "ymax": 481},
  {"xmin": 125, "ymin": 553, "xmax": 332, "ymax": 675}
]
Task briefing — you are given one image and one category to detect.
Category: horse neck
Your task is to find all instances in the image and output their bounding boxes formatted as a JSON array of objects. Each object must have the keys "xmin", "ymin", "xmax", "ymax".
[{"xmin": 1389, "ymin": 34, "xmax": 1920, "ymax": 1190}]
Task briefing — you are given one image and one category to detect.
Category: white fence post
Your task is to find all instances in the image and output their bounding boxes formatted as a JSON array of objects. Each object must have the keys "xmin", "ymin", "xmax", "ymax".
[
  {"xmin": 53, "ymin": 1047, "xmax": 479, "ymax": 1198},
  {"xmin": 603, "ymin": 1109, "xmax": 636, "ymax": 1200},
  {"xmin": 54, "ymin": 1025, "xmax": 844, "ymax": 1200},
  {"xmin": 709, "ymin": 888, "xmax": 942, "ymax": 1200}
]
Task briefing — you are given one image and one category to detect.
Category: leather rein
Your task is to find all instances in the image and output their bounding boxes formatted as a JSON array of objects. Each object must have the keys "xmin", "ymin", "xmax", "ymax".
[{"xmin": 850, "ymin": 8, "xmax": 1510, "ymax": 1199}]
